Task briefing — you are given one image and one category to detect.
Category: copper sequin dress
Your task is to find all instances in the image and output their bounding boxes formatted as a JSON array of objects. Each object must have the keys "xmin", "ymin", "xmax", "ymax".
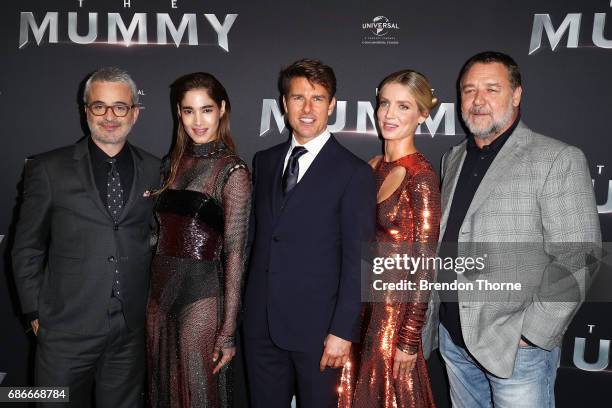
[
  {"xmin": 146, "ymin": 140, "xmax": 251, "ymax": 408},
  {"xmin": 338, "ymin": 152, "xmax": 440, "ymax": 408}
]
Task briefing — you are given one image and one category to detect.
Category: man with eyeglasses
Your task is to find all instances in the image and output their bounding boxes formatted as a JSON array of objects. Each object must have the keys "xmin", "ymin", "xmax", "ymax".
[{"xmin": 12, "ymin": 67, "xmax": 160, "ymax": 407}]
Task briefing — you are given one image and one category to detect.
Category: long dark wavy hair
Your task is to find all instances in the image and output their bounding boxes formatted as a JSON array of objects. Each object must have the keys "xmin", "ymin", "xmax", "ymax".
[{"xmin": 156, "ymin": 72, "xmax": 235, "ymax": 194}]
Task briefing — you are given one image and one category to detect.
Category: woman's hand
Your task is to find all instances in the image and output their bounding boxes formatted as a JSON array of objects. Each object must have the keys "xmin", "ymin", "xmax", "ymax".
[
  {"xmin": 212, "ymin": 346, "xmax": 236, "ymax": 374},
  {"xmin": 392, "ymin": 347, "xmax": 417, "ymax": 379}
]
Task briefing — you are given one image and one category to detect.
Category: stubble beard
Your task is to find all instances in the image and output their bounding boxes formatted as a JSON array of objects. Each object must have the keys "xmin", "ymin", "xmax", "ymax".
[
  {"xmin": 463, "ymin": 97, "xmax": 515, "ymax": 140},
  {"xmin": 89, "ymin": 120, "xmax": 132, "ymax": 146}
]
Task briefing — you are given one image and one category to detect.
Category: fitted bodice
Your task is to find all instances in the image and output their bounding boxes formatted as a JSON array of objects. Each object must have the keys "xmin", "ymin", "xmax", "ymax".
[
  {"xmin": 374, "ymin": 152, "xmax": 439, "ymax": 245},
  {"xmin": 155, "ymin": 140, "xmax": 249, "ymax": 261}
]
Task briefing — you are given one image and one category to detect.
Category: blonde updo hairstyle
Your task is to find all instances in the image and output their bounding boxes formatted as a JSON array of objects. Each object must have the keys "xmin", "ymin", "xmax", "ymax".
[{"xmin": 377, "ymin": 69, "xmax": 438, "ymax": 116}]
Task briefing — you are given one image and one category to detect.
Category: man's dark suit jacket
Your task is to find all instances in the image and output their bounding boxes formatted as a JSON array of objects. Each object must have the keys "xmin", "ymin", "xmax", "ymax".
[
  {"xmin": 12, "ymin": 137, "xmax": 161, "ymax": 334},
  {"xmin": 243, "ymin": 135, "xmax": 376, "ymax": 351}
]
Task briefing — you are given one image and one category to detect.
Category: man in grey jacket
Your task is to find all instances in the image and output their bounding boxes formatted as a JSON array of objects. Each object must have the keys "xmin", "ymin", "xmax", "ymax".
[
  {"xmin": 423, "ymin": 51, "xmax": 601, "ymax": 407},
  {"xmin": 12, "ymin": 67, "xmax": 160, "ymax": 407}
]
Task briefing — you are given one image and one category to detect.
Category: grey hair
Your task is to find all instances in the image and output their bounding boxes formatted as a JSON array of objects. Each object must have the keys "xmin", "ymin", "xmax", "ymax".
[{"xmin": 83, "ymin": 67, "xmax": 139, "ymax": 105}]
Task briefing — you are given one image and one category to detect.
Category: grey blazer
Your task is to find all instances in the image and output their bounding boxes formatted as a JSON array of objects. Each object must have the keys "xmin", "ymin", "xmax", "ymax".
[
  {"xmin": 12, "ymin": 138, "xmax": 161, "ymax": 334},
  {"xmin": 422, "ymin": 121, "xmax": 601, "ymax": 378}
]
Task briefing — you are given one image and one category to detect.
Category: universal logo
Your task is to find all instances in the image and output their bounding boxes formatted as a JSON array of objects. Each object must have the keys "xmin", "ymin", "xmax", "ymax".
[{"xmin": 362, "ymin": 16, "xmax": 399, "ymax": 45}]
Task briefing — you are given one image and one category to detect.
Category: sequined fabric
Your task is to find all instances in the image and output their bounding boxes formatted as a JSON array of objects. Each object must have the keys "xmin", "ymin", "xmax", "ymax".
[
  {"xmin": 338, "ymin": 152, "xmax": 440, "ymax": 408},
  {"xmin": 147, "ymin": 140, "xmax": 251, "ymax": 408}
]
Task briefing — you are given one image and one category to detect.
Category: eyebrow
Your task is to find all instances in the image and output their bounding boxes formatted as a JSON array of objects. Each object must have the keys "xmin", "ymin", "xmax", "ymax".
[
  {"xmin": 289, "ymin": 93, "xmax": 327, "ymax": 99},
  {"xmin": 89, "ymin": 100, "xmax": 130, "ymax": 105},
  {"xmin": 379, "ymin": 97, "xmax": 413, "ymax": 105},
  {"xmin": 181, "ymin": 104, "xmax": 215, "ymax": 109},
  {"xmin": 462, "ymin": 81, "xmax": 502, "ymax": 89}
]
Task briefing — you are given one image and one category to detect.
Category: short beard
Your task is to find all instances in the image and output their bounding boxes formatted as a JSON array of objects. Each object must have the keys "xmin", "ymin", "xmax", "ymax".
[
  {"xmin": 463, "ymin": 98, "xmax": 516, "ymax": 140},
  {"xmin": 92, "ymin": 132, "xmax": 126, "ymax": 144},
  {"xmin": 89, "ymin": 119, "xmax": 132, "ymax": 146}
]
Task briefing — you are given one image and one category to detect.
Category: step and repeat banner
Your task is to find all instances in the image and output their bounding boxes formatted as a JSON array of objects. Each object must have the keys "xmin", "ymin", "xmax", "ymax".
[{"xmin": 1, "ymin": 0, "xmax": 611, "ymax": 406}]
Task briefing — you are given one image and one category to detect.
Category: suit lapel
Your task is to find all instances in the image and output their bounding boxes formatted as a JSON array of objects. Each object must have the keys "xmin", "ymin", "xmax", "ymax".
[
  {"xmin": 439, "ymin": 141, "xmax": 467, "ymax": 239},
  {"xmin": 73, "ymin": 138, "xmax": 113, "ymax": 221},
  {"xmin": 280, "ymin": 135, "xmax": 336, "ymax": 211},
  {"xmin": 118, "ymin": 144, "xmax": 144, "ymax": 222},
  {"xmin": 462, "ymin": 123, "xmax": 529, "ymax": 223}
]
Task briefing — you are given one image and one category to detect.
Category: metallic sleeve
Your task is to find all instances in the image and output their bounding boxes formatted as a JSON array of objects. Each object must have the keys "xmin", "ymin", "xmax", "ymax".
[{"xmin": 396, "ymin": 169, "xmax": 441, "ymax": 354}]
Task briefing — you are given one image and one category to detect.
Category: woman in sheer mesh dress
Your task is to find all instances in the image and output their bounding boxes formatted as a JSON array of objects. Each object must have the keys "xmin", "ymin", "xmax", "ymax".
[
  {"xmin": 147, "ymin": 72, "xmax": 251, "ymax": 407},
  {"xmin": 338, "ymin": 70, "xmax": 441, "ymax": 408}
]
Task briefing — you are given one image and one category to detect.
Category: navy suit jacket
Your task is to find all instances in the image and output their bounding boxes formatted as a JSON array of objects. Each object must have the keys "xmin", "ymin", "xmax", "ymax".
[{"xmin": 243, "ymin": 135, "xmax": 376, "ymax": 351}]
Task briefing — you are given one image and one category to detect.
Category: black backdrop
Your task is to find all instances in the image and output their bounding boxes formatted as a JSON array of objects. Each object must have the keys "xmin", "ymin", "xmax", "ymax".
[{"xmin": 1, "ymin": 1, "xmax": 611, "ymax": 406}]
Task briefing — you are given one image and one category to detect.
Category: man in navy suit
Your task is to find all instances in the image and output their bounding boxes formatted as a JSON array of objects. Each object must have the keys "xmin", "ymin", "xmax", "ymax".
[{"xmin": 243, "ymin": 59, "xmax": 376, "ymax": 407}]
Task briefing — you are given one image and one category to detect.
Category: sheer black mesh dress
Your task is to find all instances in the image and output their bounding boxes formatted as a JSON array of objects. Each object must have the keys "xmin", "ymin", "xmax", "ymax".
[{"xmin": 147, "ymin": 140, "xmax": 251, "ymax": 407}]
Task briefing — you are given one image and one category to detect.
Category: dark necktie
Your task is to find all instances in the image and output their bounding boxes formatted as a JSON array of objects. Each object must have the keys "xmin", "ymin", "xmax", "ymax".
[
  {"xmin": 282, "ymin": 146, "xmax": 307, "ymax": 194},
  {"xmin": 106, "ymin": 158, "xmax": 124, "ymax": 223},
  {"xmin": 107, "ymin": 158, "xmax": 124, "ymax": 298},
  {"xmin": 107, "ymin": 158, "xmax": 123, "ymax": 298}
]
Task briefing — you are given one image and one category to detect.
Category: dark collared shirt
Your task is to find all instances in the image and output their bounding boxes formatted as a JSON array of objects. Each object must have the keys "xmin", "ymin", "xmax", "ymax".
[
  {"xmin": 439, "ymin": 116, "xmax": 519, "ymax": 348},
  {"xmin": 88, "ymin": 137, "xmax": 134, "ymax": 210},
  {"xmin": 89, "ymin": 138, "xmax": 134, "ymax": 302}
]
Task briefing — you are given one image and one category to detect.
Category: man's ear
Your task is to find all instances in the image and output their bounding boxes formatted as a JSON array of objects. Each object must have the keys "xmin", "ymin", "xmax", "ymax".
[
  {"xmin": 131, "ymin": 105, "xmax": 140, "ymax": 123},
  {"xmin": 512, "ymin": 86, "xmax": 522, "ymax": 108},
  {"xmin": 327, "ymin": 96, "xmax": 337, "ymax": 116}
]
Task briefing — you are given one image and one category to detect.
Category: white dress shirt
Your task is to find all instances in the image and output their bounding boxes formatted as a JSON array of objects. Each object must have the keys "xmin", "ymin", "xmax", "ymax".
[{"xmin": 282, "ymin": 129, "xmax": 331, "ymax": 183}]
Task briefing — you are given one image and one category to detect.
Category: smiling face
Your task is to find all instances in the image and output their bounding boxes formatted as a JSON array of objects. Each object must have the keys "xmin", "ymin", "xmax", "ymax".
[
  {"xmin": 377, "ymin": 82, "xmax": 428, "ymax": 141},
  {"xmin": 178, "ymin": 88, "xmax": 225, "ymax": 144},
  {"xmin": 282, "ymin": 77, "xmax": 336, "ymax": 145},
  {"xmin": 460, "ymin": 62, "xmax": 522, "ymax": 143},
  {"xmin": 86, "ymin": 81, "xmax": 139, "ymax": 147}
]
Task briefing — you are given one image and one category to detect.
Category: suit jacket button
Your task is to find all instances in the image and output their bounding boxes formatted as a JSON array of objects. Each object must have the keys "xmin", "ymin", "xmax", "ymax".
[{"xmin": 108, "ymin": 256, "xmax": 115, "ymax": 262}]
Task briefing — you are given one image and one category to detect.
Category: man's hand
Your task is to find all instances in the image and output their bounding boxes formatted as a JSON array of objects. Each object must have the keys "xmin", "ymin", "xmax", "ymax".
[
  {"xmin": 519, "ymin": 338, "xmax": 531, "ymax": 347},
  {"xmin": 392, "ymin": 348, "xmax": 417, "ymax": 379},
  {"xmin": 319, "ymin": 334, "xmax": 351, "ymax": 371},
  {"xmin": 31, "ymin": 319, "xmax": 39, "ymax": 336}
]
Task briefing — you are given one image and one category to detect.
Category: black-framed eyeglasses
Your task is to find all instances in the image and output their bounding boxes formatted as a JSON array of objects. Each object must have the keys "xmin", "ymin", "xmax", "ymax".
[{"xmin": 86, "ymin": 103, "xmax": 136, "ymax": 117}]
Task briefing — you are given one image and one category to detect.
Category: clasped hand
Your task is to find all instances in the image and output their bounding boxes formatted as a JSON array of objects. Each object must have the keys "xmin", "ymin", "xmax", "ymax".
[{"xmin": 319, "ymin": 334, "xmax": 351, "ymax": 371}]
